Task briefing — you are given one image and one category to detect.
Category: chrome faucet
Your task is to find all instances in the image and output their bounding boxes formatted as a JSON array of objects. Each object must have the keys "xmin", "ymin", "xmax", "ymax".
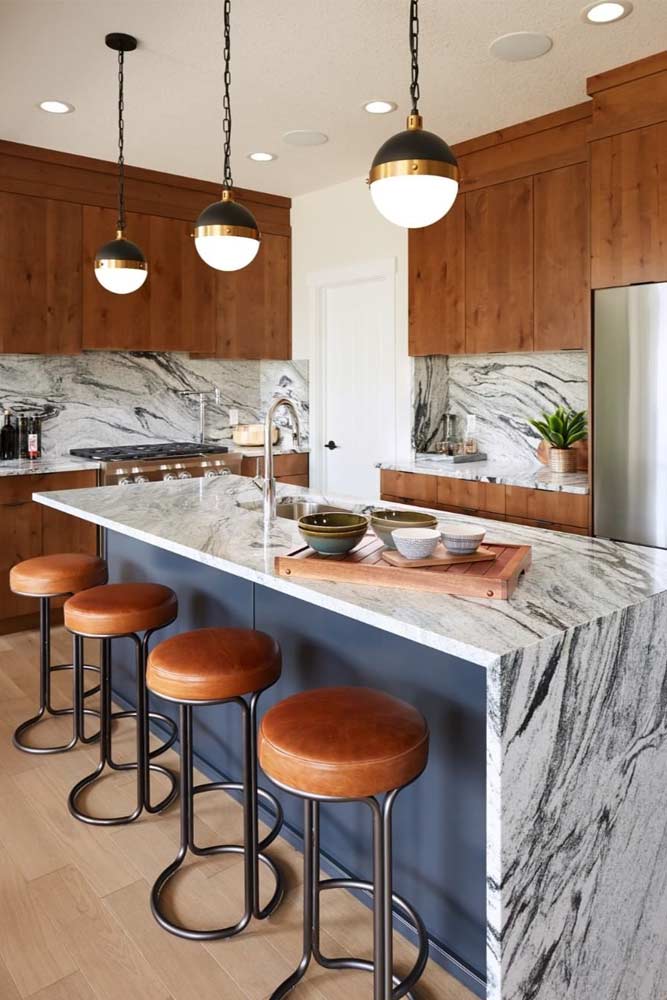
[
  {"xmin": 178, "ymin": 388, "xmax": 221, "ymax": 444},
  {"xmin": 261, "ymin": 396, "xmax": 302, "ymax": 521}
]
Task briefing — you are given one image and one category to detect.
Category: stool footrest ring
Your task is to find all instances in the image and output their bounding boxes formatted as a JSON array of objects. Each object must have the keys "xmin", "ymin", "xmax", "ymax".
[
  {"xmin": 68, "ymin": 761, "xmax": 178, "ymax": 826},
  {"xmin": 13, "ymin": 662, "xmax": 101, "ymax": 755},
  {"xmin": 106, "ymin": 710, "xmax": 177, "ymax": 769}
]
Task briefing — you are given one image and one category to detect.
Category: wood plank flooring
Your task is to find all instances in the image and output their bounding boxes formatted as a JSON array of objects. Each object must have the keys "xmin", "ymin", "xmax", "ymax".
[{"xmin": 0, "ymin": 626, "xmax": 476, "ymax": 1000}]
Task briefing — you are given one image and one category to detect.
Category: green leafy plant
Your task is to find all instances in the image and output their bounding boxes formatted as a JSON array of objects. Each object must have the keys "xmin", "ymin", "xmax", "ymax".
[{"xmin": 529, "ymin": 406, "xmax": 587, "ymax": 449}]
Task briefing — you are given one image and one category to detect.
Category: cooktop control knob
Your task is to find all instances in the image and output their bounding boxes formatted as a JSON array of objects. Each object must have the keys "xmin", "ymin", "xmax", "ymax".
[
  {"xmin": 178, "ymin": 471, "xmax": 193, "ymax": 480},
  {"xmin": 163, "ymin": 473, "xmax": 177, "ymax": 481},
  {"xmin": 118, "ymin": 477, "xmax": 135, "ymax": 486},
  {"xmin": 134, "ymin": 475, "xmax": 149, "ymax": 484},
  {"xmin": 204, "ymin": 469, "xmax": 220, "ymax": 478}
]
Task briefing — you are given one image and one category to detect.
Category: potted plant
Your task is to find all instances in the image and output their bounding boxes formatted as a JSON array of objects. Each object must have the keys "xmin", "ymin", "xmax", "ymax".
[{"xmin": 529, "ymin": 406, "xmax": 587, "ymax": 473}]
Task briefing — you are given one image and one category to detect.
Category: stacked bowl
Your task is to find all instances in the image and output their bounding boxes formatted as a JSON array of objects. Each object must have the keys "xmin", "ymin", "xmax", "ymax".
[
  {"xmin": 298, "ymin": 512, "xmax": 369, "ymax": 556},
  {"xmin": 370, "ymin": 509, "xmax": 439, "ymax": 550}
]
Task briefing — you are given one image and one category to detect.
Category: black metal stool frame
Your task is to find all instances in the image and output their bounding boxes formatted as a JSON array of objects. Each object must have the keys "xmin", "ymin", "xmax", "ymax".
[
  {"xmin": 151, "ymin": 688, "xmax": 284, "ymax": 940},
  {"xmin": 68, "ymin": 621, "xmax": 179, "ymax": 826},
  {"xmin": 13, "ymin": 593, "xmax": 101, "ymax": 754},
  {"xmin": 267, "ymin": 775, "xmax": 429, "ymax": 1000}
]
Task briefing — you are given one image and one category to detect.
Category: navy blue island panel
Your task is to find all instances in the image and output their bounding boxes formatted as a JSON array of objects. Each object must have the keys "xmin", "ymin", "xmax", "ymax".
[{"xmin": 106, "ymin": 530, "xmax": 487, "ymax": 995}]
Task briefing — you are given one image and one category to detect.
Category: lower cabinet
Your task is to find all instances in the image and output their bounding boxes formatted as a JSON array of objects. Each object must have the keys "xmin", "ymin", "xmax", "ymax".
[
  {"xmin": 0, "ymin": 470, "xmax": 99, "ymax": 633},
  {"xmin": 240, "ymin": 452, "xmax": 309, "ymax": 487},
  {"xmin": 380, "ymin": 470, "xmax": 590, "ymax": 535}
]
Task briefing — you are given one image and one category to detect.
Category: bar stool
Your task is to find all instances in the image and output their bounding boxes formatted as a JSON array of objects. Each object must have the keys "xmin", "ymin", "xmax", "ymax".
[
  {"xmin": 259, "ymin": 686, "xmax": 430, "ymax": 1000},
  {"xmin": 64, "ymin": 582, "xmax": 179, "ymax": 825},
  {"xmin": 146, "ymin": 627, "xmax": 285, "ymax": 939},
  {"xmin": 10, "ymin": 553, "xmax": 107, "ymax": 754}
]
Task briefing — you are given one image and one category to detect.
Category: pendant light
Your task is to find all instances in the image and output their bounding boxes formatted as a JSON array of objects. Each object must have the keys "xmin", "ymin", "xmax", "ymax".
[
  {"xmin": 368, "ymin": 0, "xmax": 459, "ymax": 229},
  {"xmin": 194, "ymin": 0, "xmax": 260, "ymax": 272},
  {"xmin": 94, "ymin": 33, "xmax": 148, "ymax": 294}
]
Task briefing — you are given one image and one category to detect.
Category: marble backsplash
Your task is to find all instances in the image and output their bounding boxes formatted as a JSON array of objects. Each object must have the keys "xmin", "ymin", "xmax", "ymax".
[
  {"xmin": 413, "ymin": 351, "xmax": 588, "ymax": 465},
  {"xmin": 0, "ymin": 353, "xmax": 309, "ymax": 458}
]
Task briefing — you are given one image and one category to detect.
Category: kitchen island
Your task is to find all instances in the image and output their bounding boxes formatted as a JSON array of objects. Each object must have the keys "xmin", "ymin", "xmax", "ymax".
[{"xmin": 33, "ymin": 475, "xmax": 667, "ymax": 1000}]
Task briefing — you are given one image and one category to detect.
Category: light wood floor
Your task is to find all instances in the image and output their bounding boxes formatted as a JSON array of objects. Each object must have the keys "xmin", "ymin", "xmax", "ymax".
[{"xmin": 0, "ymin": 626, "xmax": 476, "ymax": 1000}]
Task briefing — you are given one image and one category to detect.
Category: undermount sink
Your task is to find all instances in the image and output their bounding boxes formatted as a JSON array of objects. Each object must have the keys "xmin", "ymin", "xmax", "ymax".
[{"xmin": 239, "ymin": 499, "xmax": 350, "ymax": 521}]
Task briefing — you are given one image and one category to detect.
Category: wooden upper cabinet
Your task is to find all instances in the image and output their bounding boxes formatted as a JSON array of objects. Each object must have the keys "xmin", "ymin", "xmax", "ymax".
[
  {"xmin": 82, "ymin": 206, "xmax": 151, "ymax": 350},
  {"xmin": 534, "ymin": 163, "xmax": 589, "ymax": 350},
  {"xmin": 408, "ymin": 195, "xmax": 465, "ymax": 356},
  {"xmin": 465, "ymin": 178, "xmax": 534, "ymax": 354},
  {"xmin": 0, "ymin": 192, "xmax": 82, "ymax": 354},
  {"xmin": 214, "ymin": 232, "xmax": 290, "ymax": 359},
  {"xmin": 590, "ymin": 123, "xmax": 667, "ymax": 288}
]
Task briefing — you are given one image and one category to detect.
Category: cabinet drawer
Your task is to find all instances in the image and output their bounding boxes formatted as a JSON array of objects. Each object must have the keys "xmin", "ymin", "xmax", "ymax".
[
  {"xmin": 436, "ymin": 478, "xmax": 506, "ymax": 514},
  {"xmin": 277, "ymin": 473, "xmax": 309, "ymax": 487},
  {"xmin": 241, "ymin": 453, "xmax": 309, "ymax": 479},
  {"xmin": 380, "ymin": 471, "xmax": 437, "ymax": 506},
  {"xmin": 0, "ymin": 470, "xmax": 98, "ymax": 504},
  {"xmin": 506, "ymin": 515, "xmax": 589, "ymax": 536},
  {"xmin": 505, "ymin": 487, "xmax": 589, "ymax": 529}
]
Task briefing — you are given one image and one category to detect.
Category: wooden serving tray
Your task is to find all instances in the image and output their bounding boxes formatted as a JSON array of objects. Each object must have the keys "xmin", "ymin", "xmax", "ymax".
[
  {"xmin": 381, "ymin": 543, "xmax": 497, "ymax": 569},
  {"xmin": 275, "ymin": 535, "xmax": 532, "ymax": 600}
]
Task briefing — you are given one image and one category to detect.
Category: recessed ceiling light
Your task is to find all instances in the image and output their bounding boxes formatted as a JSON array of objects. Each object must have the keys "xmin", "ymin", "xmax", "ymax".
[
  {"xmin": 38, "ymin": 100, "xmax": 75, "ymax": 114},
  {"xmin": 282, "ymin": 129, "xmax": 329, "ymax": 147},
  {"xmin": 247, "ymin": 151, "xmax": 277, "ymax": 162},
  {"xmin": 489, "ymin": 32, "xmax": 553, "ymax": 62},
  {"xmin": 363, "ymin": 100, "xmax": 398, "ymax": 115},
  {"xmin": 583, "ymin": 1, "xmax": 633, "ymax": 23}
]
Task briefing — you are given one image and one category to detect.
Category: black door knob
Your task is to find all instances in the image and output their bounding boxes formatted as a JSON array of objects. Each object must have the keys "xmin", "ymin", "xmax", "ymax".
[{"xmin": 324, "ymin": 440, "xmax": 339, "ymax": 450}]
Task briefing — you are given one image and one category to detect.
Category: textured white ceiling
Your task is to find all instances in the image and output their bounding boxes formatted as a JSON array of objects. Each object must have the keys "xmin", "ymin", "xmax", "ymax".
[{"xmin": 1, "ymin": 0, "xmax": 666, "ymax": 198}]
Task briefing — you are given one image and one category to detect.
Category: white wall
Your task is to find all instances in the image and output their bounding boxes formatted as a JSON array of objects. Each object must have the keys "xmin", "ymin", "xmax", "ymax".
[{"xmin": 291, "ymin": 175, "xmax": 412, "ymax": 463}]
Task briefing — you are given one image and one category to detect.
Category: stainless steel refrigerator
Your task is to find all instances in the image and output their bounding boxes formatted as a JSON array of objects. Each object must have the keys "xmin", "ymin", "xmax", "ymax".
[{"xmin": 594, "ymin": 283, "xmax": 667, "ymax": 548}]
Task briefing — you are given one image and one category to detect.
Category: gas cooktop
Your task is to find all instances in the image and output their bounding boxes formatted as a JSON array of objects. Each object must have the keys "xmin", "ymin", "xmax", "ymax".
[{"xmin": 70, "ymin": 442, "xmax": 229, "ymax": 462}]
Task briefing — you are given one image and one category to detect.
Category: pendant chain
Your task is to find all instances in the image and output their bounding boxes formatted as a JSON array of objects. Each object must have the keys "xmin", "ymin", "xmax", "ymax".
[
  {"xmin": 222, "ymin": 0, "xmax": 233, "ymax": 190},
  {"xmin": 409, "ymin": 0, "xmax": 420, "ymax": 114},
  {"xmin": 117, "ymin": 49, "xmax": 125, "ymax": 233}
]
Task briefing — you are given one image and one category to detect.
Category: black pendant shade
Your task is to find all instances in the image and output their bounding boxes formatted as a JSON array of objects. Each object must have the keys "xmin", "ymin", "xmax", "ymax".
[
  {"xmin": 95, "ymin": 235, "xmax": 147, "ymax": 267},
  {"xmin": 195, "ymin": 196, "xmax": 259, "ymax": 237},
  {"xmin": 370, "ymin": 125, "xmax": 459, "ymax": 177}
]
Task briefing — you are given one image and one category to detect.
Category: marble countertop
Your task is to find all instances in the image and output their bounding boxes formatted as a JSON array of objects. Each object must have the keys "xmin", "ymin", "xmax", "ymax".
[
  {"xmin": 33, "ymin": 474, "xmax": 667, "ymax": 668},
  {"xmin": 381, "ymin": 456, "xmax": 590, "ymax": 494},
  {"xmin": 0, "ymin": 456, "xmax": 100, "ymax": 477}
]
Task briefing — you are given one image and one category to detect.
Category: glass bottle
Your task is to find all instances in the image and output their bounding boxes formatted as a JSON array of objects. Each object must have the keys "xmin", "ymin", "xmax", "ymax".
[
  {"xmin": 28, "ymin": 415, "xmax": 41, "ymax": 460},
  {"xmin": 17, "ymin": 415, "xmax": 28, "ymax": 459},
  {"xmin": 1, "ymin": 410, "xmax": 17, "ymax": 460},
  {"xmin": 465, "ymin": 414, "xmax": 478, "ymax": 455}
]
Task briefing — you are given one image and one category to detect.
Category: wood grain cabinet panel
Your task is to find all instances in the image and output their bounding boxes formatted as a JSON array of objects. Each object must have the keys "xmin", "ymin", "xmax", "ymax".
[
  {"xmin": 534, "ymin": 163, "xmax": 590, "ymax": 350},
  {"xmin": 465, "ymin": 178, "xmax": 534, "ymax": 354},
  {"xmin": 505, "ymin": 514, "xmax": 588, "ymax": 536},
  {"xmin": 436, "ymin": 477, "xmax": 506, "ymax": 514},
  {"xmin": 0, "ymin": 193, "xmax": 81, "ymax": 354},
  {"xmin": 241, "ymin": 453, "xmax": 309, "ymax": 480},
  {"xmin": 408, "ymin": 196, "xmax": 465, "ymax": 356},
  {"xmin": 379, "ymin": 471, "xmax": 438, "ymax": 506},
  {"xmin": 505, "ymin": 485, "xmax": 589, "ymax": 529},
  {"xmin": 215, "ymin": 233, "xmax": 291, "ymax": 359},
  {"xmin": 591, "ymin": 123, "xmax": 667, "ymax": 288}
]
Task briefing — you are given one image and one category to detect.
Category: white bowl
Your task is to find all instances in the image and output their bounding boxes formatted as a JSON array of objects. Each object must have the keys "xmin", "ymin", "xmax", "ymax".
[
  {"xmin": 391, "ymin": 527, "xmax": 440, "ymax": 560},
  {"xmin": 440, "ymin": 523, "xmax": 486, "ymax": 554}
]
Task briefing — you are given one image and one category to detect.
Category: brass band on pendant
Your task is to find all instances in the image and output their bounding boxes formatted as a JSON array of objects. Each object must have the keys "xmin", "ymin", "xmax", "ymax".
[
  {"xmin": 368, "ymin": 159, "xmax": 460, "ymax": 184},
  {"xmin": 95, "ymin": 259, "xmax": 148, "ymax": 271},
  {"xmin": 194, "ymin": 224, "xmax": 259, "ymax": 240}
]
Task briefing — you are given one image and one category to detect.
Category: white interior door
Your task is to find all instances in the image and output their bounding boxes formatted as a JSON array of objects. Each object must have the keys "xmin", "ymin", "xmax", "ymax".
[{"xmin": 309, "ymin": 259, "xmax": 397, "ymax": 499}]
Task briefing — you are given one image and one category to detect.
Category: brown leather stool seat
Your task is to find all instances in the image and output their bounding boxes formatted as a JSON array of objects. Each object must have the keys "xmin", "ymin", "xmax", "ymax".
[
  {"xmin": 259, "ymin": 686, "xmax": 429, "ymax": 799},
  {"xmin": 64, "ymin": 582, "xmax": 177, "ymax": 636},
  {"xmin": 147, "ymin": 627, "xmax": 281, "ymax": 702},
  {"xmin": 10, "ymin": 553, "xmax": 107, "ymax": 598}
]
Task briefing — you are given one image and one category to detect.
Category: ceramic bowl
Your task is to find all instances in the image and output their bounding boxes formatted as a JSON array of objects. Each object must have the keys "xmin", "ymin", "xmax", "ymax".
[
  {"xmin": 440, "ymin": 523, "xmax": 486, "ymax": 555},
  {"xmin": 299, "ymin": 512, "xmax": 369, "ymax": 534},
  {"xmin": 370, "ymin": 509, "xmax": 438, "ymax": 549},
  {"xmin": 391, "ymin": 528, "xmax": 441, "ymax": 560},
  {"xmin": 299, "ymin": 524, "xmax": 367, "ymax": 556}
]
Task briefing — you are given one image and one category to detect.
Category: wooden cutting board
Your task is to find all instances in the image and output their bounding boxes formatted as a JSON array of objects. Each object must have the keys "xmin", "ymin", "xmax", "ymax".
[
  {"xmin": 275, "ymin": 535, "xmax": 532, "ymax": 600},
  {"xmin": 381, "ymin": 543, "xmax": 497, "ymax": 568}
]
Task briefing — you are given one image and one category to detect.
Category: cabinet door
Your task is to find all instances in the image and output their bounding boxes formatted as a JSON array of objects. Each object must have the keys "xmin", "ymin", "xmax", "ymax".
[
  {"xmin": 408, "ymin": 196, "xmax": 465, "ymax": 356},
  {"xmin": 465, "ymin": 178, "xmax": 533, "ymax": 353},
  {"xmin": 505, "ymin": 486, "xmax": 589, "ymax": 529},
  {"xmin": 82, "ymin": 205, "xmax": 151, "ymax": 350},
  {"xmin": 591, "ymin": 123, "xmax": 667, "ymax": 287},
  {"xmin": 0, "ymin": 193, "xmax": 81, "ymax": 354},
  {"xmin": 149, "ymin": 215, "xmax": 216, "ymax": 353},
  {"xmin": 0, "ymin": 500, "xmax": 42, "ymax": 621},
  {"xmin": 215, "ymin": 233, "xmax": 290, "ymax": 359},
  {"xmin": 534, "ymin": 163, "xmax": 589, "ymax": 350},
  {"xmin": 379, "ymin": 471, "xmax": 438, "ymax": 506}
]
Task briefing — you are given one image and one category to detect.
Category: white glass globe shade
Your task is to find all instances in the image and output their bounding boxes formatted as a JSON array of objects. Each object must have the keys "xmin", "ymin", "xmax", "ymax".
[
  {"xmin": 94, "ymin": 264, "xmax": 148, "ymax": 295},
  {"xmin": 194, "ymin": 234, "xmax": 260, "ymax": 272},
  {"xmin": 370, "ymin": 174, "xmax": 459, "ymax": 229}
]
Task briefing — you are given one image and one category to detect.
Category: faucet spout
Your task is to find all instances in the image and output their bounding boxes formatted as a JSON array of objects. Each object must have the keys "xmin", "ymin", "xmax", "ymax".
[{"xmin": 263, "ymin": 396, "xmax": 302, "ymax": 522}]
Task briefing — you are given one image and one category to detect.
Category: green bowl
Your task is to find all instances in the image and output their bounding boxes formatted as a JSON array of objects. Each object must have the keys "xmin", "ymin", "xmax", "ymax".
[
  {"xmin": 370, "ymin": 509, "xmax": 438, "ymax": 550},
  {"xmin": 299, "ymin": 524, "xmax": 367, "ymax": 556},
  {"xmin": 299, "ymin": 512, "xmax": 369, "ymax": 534}
]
